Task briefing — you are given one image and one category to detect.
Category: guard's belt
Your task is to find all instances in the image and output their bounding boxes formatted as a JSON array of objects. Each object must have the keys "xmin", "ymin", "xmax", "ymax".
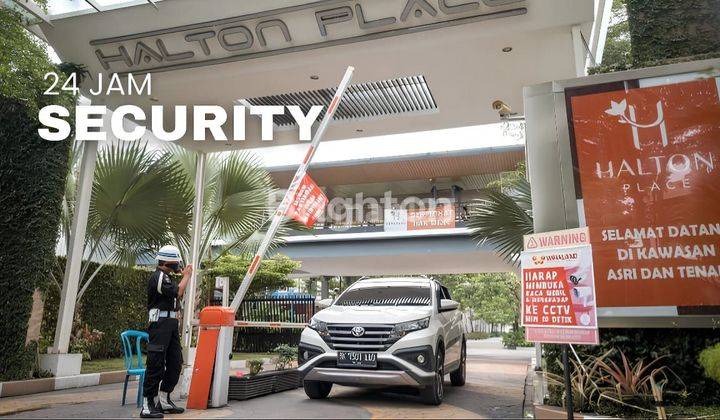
[{"xmin": 149, "ymin": 309, "xmax": 177, "ymax": 321}]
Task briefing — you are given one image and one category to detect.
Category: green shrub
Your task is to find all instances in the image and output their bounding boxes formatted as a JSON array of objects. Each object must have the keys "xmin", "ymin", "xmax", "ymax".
[
  {"xmin": 200, "ymin": 254, "xmax": 299, "ymax": 303},
  {"xmin": 699, "ymin": 344, "xmax": 720, "ymax": 385},
  {"xmin": 502, "ymin": 328, "xmax": 532, "ymax": 348},
  {"xmin": 625, "ymin": 0, "xmax": 720, "ymax": 66},
  {"xmin": 42, "ymin": 258, "xmax": 151, "ymax": 360},
  {"xmin": 273, "ymin": 344, "xmax": 297, "ymax": 370},
  {"xmin": 0, "ymin": 97, "xmax": 72, "ymax": 381},
  {"xmin": 544, "ymin": 328, "xmax": 720, "ymax": 411},
  {"xmin": 0, "ymin": 7, "xmax": 77, "ymax": 381},
  {"xmin": 247, "ymin": 359, "xmax": 264, "ymax": 377}
]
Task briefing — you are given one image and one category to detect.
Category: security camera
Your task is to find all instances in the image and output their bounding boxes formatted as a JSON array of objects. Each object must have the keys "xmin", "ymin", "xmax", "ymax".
[{"xmin": 492, "ymin": 100, "xmax": 516, "ymax": 118}]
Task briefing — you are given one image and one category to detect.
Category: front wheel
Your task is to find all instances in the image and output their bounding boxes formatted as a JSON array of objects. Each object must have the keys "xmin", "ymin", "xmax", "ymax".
[
  {"xmin": 420, "ymin": 347, "xmax": 444, "ymax": 405},
  {"xmin": 450, "ymin": 340, "xmax": 466, "ymax": 386},
  {"xmin": 303, "ymin": 380, "xmax": 332, "ymax": 399}
]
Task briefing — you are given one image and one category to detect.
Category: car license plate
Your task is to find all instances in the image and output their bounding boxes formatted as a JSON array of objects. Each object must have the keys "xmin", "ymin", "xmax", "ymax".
[{"xmin": 337, "ymin": 351, "xmax": 377, "ymax": 368}]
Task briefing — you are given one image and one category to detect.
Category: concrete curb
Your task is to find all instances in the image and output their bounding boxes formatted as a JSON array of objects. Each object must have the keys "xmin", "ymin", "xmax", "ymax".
[
  {"xmin": 0, "ymin": 370, "xmax": 135, "ymax": 398},
  {"xmin": 0, "ymin": 358, "xmax": 275, "ymax": 399}
]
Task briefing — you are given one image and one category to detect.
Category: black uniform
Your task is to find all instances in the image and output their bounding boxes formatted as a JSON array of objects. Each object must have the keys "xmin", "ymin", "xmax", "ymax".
[{"xmin": 143, "ymin": 269, "xmax": 183, "ymax": 399}]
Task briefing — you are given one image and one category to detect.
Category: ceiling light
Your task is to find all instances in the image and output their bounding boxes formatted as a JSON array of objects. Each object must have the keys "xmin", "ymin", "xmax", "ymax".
[
  {"xmin": 502, "ymin": 47, "xmax": 513, "ymax": 53},
  {"xmin": 310, "ymin": 75, "xmax": 319, "ymax": 80}
]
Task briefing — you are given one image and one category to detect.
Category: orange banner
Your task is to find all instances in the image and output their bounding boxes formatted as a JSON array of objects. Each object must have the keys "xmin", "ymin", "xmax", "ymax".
[
  {"xmin": 570, "ymin": 78, "xmax": 720, "ymax": 308},
  {"xmin": 284, "ymin": 174, "xmax": 328, "ymax": 228},
  {"xmin": 407, "ymin": 205, "xmax": 455, "ymax": 230}
]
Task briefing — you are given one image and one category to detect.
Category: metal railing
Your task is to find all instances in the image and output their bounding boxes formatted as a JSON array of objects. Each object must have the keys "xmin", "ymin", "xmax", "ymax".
[{"xmin": 235, "ymin": 296, "xmax": 316, "ymax": 324}]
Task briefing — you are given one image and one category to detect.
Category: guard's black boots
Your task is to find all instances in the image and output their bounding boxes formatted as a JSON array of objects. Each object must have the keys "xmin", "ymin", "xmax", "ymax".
[
  {"xmin": 158, "ymin": 392, "xmax": 185, "ymax": 414},
  {"xmin": 140, "ymin": 397, "xmax": 164, "ymax": 418}
]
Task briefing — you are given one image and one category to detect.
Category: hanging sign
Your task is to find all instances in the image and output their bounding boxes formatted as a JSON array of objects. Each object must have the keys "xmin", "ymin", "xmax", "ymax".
[
  {"xmin": 568, "ymin": 77, "xmax": 720, "ymax": 308},
  {"xmin": 521, "ymin": 227, "xmax": 599, "ymax": 345},
  {"xmin": 284, "ymin": 174, "xmax": 328, "ymax": 228}
]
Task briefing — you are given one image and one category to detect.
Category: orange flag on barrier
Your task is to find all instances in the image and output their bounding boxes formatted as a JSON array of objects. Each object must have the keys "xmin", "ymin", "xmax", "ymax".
[{"xmin": 285, "ymin": 174, "xmax": 328, "ymax": 227}]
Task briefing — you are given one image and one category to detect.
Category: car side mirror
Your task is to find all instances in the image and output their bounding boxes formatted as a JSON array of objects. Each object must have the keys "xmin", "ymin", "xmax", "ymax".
[
  {"xmin": 317, "ymin": 298, "xmax": 333, "ymax": 309},
  {"xmin": 439, "ymin": 299, "xmax": 459, "ymax": 312}
]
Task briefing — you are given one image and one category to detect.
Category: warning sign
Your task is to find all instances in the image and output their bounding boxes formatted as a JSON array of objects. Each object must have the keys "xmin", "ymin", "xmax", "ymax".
[{"xmin": 521, "ymin": 227, "xmax": 598, "ymax": 345}]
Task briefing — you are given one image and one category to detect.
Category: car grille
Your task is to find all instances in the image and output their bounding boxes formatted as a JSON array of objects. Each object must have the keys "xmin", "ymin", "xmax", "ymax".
[{"xmin": 325, "ymin": 323, "xmax": 395, "ymax": 351}]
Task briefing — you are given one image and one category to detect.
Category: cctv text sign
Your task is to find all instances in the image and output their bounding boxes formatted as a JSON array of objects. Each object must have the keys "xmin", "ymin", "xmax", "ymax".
[
  {"xmin": 569, "ymin": 78, "xmax": 720, "ymax": 308},
  {"xmin": 521, "ymin": 228, "xmax": 599, "ymax": 345}
]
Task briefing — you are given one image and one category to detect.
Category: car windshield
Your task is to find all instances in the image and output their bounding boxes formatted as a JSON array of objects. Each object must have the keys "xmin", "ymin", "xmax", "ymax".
[{"xmin": 335, "ymin": 286, "xmax": 431, "ymax": 306}]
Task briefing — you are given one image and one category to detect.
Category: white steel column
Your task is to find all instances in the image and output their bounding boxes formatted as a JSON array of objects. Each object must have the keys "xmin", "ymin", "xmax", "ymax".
[
  {"xmin": 571, "ymin": 25, "xmax": 588, "ymax": 77},
  {"xmin": 52, "ymin": 140, "xmax": 98, "ymax": 353},
  {"xmin": 183, "ymin": 152, "xmax": 206, "ymax": 350}
]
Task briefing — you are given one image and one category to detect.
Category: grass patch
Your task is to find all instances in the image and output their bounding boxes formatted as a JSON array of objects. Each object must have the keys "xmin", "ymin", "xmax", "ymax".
[
  {"xmin": 79, "ymin": 352, "xmax": 275, "ymax": 374},
  {"xmin": 81, "ymin": 357, "xmax": 131, "ymax": 374},
  {"xmin": 233, "ymin": 352, "xmax": 274, "ymax": 361},
  {"xmin": 466, "ymin": 332, "xmax": 491, "ymax": 340}
]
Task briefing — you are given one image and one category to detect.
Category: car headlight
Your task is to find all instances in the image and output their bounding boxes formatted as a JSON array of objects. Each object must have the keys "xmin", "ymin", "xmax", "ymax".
[
  {"xmin": 309, "ymin": 317, "xmax": 329, "ymax": 337},
  {"xmin": 389, "ymin": 317, "xmax": 430, "ymax": 340}
]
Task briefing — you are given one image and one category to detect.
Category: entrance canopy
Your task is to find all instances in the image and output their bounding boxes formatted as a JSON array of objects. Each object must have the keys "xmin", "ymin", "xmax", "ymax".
[
  {"xmin": 30, "ymin": 0, "xmax": 610, "ymax": 357},
  {"xmin": 39, "ymin": 0, "xmax": 607, "ymax": 150}
]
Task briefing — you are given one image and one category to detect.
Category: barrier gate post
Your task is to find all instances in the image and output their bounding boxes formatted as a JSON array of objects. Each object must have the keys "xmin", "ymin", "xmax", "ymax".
[{"xmin": 186, "ymin": 66, "xmax": 355, "ymax": 409}]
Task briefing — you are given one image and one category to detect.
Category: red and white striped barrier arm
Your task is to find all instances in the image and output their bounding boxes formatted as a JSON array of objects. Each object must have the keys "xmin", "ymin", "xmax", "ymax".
[{"xmin": 229, "ymin": 66, "xmax": 355, "ymax": 313}]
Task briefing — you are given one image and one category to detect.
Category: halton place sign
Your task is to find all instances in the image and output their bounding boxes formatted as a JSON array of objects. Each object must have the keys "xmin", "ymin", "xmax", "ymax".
[{"xmin": 90, "ymin": 0, "xmax": 527, "ymax": 74}]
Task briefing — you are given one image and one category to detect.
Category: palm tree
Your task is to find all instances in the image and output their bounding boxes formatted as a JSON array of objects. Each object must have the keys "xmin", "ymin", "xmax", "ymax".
[
  {"xmin": 62, "ymin": 142, "xmax": 192, "ymax": 303},
  {"xmin": 467, "ymin": 169, "xmax": 534, "ymax": 267},
  {"xmin": 58, "ymin": 141, "xmax": 283, "ymax": 306},
  {"xmin": 163, "ymin": 144, "xmax": 281, "ymax": 263}
]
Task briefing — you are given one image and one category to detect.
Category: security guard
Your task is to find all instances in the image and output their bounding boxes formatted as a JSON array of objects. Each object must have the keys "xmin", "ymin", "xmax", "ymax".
[{"xmin": 140, "ymin": 245, "xmax": 192, "ymax": 418}]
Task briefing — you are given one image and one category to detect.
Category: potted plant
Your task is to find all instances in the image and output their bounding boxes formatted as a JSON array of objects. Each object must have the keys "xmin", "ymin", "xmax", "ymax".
[{"xmin": 228, "ymin": 345, "xmax": 301, "ymax": 400}]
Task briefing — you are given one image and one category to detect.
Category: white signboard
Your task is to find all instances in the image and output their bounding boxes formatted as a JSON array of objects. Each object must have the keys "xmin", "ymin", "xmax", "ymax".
[
  {"xmin": 383, "ymin": 209, "xmax": 407, "ymax": 232},
  {"xmin": 521, "ymin": 227, "xmax": 599, "ymax": 345}
]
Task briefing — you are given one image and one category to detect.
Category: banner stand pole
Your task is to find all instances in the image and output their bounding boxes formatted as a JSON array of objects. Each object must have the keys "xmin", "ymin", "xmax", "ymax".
[
  {"xmin": 187, "ymin": 66, "xmax": 355, "ymax": 410},
  {"xmin": 562, "ymin": 344, "xmax": 575, "ymax": 419}
]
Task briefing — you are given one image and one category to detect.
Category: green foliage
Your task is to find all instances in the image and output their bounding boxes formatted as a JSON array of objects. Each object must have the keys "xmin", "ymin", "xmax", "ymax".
[
  {"xmin": 0, "ymin": 97, "xmax": 72, "ymax": 381},
  {"xmin": 545, "ymin": 329, "xmax": 720, "ymax": 412},
  {"xmin": 273, "ymin": 344, "xmax": 297, "ymax": 370},
  {"xmin": 68, "ymin": 325, "xmax": 106, "ymax": 361},
  {"xmin": 502, "ymin": 328, "xmax": 532, "ymax": 348},
  {"xmin": 599, "ymin": 0, "xmax": 631, "ymax": 69},
  {"xmin": 468, "ymin": 165, "xmax": 533, "ymax": 266},
  {"xmin": 546, "ymin": 348, "xmax": 686, "ymax": 416},
  {"xmin": 592, "ymin": 0, "xmax": 720, "ymax": 74},
  {"xmin": 0, "ymin": 7, "xmax": 76, "ymax": 382},
  {"xmin": 90, "ymin": 142, "xmax": 192, "ymax": 247},
  {"xmin": 439, "ymin": 273, "xmax": 520, "ymax": 327},
  {"xmin": 247, "ymin": 359, "xmax": 264, "ymax": 377},
  {"xmin": 201, "ymin": 254, "xmax": 299, "ymax": 300},
  {"xmin": 0, "ymin": 8, "xmax": 72, "ymax": 112},
  {"xmin": 42, "ymin": 258, "xmax": 151, "ymax": 360},
  {"xmin": 164, "ymin": 146, "xmax": 281, "ymax": 263},
  {"xmin": 545, "ymin": 349, "xmax": 612, "ymax": 412},
  {"xmin": 699, "ymin": 344, "xmax": 720, "ymax": 385},
  {"xmin": 625, "ymin": 0, "xmax": 720, "ymax": 66}
]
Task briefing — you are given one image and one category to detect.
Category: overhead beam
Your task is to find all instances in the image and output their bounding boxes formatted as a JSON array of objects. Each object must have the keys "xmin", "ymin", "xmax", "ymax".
[
  {"xmin": 11, "ymin": 0, "xmax": 52, "ymax": 25},
  {"xmin": 83, "ymin": 0, "xmax": 102, "ymax": 12}
]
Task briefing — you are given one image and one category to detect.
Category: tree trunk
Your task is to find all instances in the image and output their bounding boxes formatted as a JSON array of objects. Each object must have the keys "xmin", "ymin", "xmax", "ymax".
[
  {"xmin": 626, "ymin": 0, "xmax": 720, "ymax": 65},
  {"xmin": 25, "ymin": 289, "xmax": 45, "ymax": 345}
]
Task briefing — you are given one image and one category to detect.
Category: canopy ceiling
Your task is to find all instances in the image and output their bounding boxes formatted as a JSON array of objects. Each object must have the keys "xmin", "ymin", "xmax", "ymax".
[{"xmin": 39, "ymin": 0, "xmax": 599, "ymax": 151}]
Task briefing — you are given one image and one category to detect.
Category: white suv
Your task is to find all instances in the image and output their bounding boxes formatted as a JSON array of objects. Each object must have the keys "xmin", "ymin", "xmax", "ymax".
[{"xmin": 297, "ymin": 277, "xmax": 466, "ymax": 405}]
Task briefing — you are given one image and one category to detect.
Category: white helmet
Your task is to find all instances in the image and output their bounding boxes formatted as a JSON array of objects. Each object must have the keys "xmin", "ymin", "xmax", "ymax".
[{"xmin": 156, "ymin": 245, "xmax": 182, "ymax": 263}]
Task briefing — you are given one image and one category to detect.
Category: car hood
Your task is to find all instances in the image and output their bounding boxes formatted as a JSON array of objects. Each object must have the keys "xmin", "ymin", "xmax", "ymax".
[{"xmin": 314, "ymin": 305, "xmax": 433, "ymax": 324}]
